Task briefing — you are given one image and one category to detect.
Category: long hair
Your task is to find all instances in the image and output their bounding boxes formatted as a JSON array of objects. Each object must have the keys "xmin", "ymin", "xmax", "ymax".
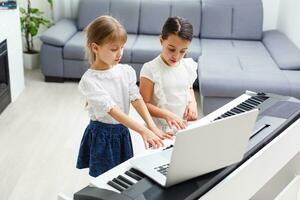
[{"xmin": 85, "ymin": 15, "xmax": 127, "ymax": 64}]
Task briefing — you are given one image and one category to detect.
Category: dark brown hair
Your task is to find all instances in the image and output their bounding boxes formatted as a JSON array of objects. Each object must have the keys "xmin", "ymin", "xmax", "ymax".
[
  {"xmin": 161, "ymin": 16, "xmax": 193, "ymax": 41},
  {"xmin": 85, "ymin": 15, "xmax": 127, "ymax": 64}
]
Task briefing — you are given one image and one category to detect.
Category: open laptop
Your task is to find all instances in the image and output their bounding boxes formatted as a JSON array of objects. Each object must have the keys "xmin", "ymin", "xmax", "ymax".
[{"xmin": 130, "ymin": 109, "xmax": 258, "ymax": 187}]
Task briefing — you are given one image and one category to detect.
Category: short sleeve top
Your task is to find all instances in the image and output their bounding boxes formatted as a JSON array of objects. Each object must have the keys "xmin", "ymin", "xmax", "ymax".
[
  {"xmin": 79, "ymin": 64, "xmax": 142, "ymax": 124},
  {"xmin": 140, "ymin": 56, "xmax": 197, "ymax": 130}
]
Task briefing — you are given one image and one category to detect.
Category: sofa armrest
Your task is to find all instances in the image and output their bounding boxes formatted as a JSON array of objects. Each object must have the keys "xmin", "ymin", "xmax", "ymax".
[
  {"xmin": 263, "ymin": 30, "xmax": 300, "ymax": 70},
  {"xmin": 40, "ymin": 19, "xmax": 77, "ymax": 47}
]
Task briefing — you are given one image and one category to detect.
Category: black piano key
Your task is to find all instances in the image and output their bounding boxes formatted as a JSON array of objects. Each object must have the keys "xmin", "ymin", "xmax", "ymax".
[
  {"xmin": 246, "ymin": 99, "xmax": 260, "ymax": 106},
  {"xmin": 240, "ymin": 103, "xmax": 254, "ymax": 110},
  {"xmin": 242, "ymin": 102, "xmax": 255, "ymax": 109},
  {"xmin": 249, "ymin": 98, "xmax": 261, "ymax": 105},
  {"xmin": 231, "ymin": 108, "xmax": 242, "ymax": 114},
  {"xmin": 221, "ymin": 114, "xmax": 228, "ymax": 118},
  {"xmin": 238, "ymin": 104, "xmax": 251, "ymax": 111},
  {"xmin": 252, "ymin": 96, "xmax": 264, "ymax": 102},
  {"xmin": 129, "ymin": 168, "xmax": 145, "ymax": 178},
  {"xmin": 112, "ymin": 178, "xmax": 130, "ymax": 189},
  {"xmin": 125, "ymin": 170, "xmax": 142, "ymax": 181},
  {"xmin": 257, "ymin": 92, "xmax": 266, "ymax": 95},
  {"xmin": 234, "ymin": 107, "xmax": 245, "ymax": 113},
  {"xmin": 118, "ymin": 175, "xmax": 134, "ymax": 185},
  {"xmin": 107, "ymin": 180, "xmax": 125, "ymax": 192},
  {"xmin": 227, "ymin": 111, "xmax": 236, "ymax": 115},
  {"xmin": 245, "ymin": 99, "xmax": 258, "ymax": 105},
  {"xmin": 235, "ymin": 105, "xmax": 247, "ymax": 112}
]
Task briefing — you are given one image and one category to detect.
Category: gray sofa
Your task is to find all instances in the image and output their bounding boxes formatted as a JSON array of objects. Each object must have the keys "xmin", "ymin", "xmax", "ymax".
[
  {"xmin": 40, "ymin": 0, "xmax": 300, "ymax": 116},
  {"xmin": 40, "ymin": 0, "xmax": 202, "ymax": 82},
  {"xmin": 198, "ymin": 0, "xmax": 300, "ymax": 115}
]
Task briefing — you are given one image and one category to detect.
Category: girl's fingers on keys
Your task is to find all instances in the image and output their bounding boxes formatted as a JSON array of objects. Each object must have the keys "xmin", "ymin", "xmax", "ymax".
[
  {"xmin": 143, "ymin": 139, "xmax": 149, "ymax": 149},
  {"xmin": 173, "ymin": 121, "xmax": 181, "ymax": 130}
]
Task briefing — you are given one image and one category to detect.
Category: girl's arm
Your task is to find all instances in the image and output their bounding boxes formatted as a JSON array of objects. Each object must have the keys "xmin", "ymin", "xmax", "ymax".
[
  {"xmin": 139, "ymin": 77, "xmax": 186, "ymax": 130},
  {"xmin": 131, "ymin": 99, "xmax": 174, "ymax": 140},
  {"xmin": 183, "ymin": 88, "xmax": 198, "ymax": 121},
  {"xmin": 108, "ymin": 107, "xmax": 163, "ymax": 149}
]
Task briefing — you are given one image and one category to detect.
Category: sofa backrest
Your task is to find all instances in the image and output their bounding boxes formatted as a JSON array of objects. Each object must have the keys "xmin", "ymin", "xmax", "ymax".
[
  {"xmin": 201, "ymin": 0, "xmax": 263, "ymax": 40},
  {"xmin": 77, "ymin": 0, "xmax": 110, "ymax": 31},
  {"xmin": 171, "ymin": 0, "xmax": 202, "ymax": 37},
  {"xmin": 110, "ymin": 0, "xmax": 140, "ymax": 34},
  {"xmin": 77, "ymin": 0, "xmax": 202, "ymax": 37},
  {"xmin": 77, "ymin": 0, "xmax": 140, "ymax": 33}
]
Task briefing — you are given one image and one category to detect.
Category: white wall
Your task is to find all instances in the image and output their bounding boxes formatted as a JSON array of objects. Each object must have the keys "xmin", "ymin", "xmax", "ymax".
[
  {"xmin": 0, "ymin": 9, "xmax": 25, "ymax": 101},
  {"xmin": 262, "ymin": 0, "xmax": 281, "ymax": 30},
  {"xmin": 277, "ymin": 0, "xmax": 300, "ymax": 49}
]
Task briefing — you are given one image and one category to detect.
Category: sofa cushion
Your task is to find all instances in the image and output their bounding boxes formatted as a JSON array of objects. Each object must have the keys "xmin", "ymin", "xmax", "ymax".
[
  {"xmin": 110, "ymin": 0, "xmax": 140, "ymax": 34},
  {"xmin": 186, "ymin": 38, "xmax": 202, "ymax": 60},
  {"xmin": 282, "ymin": 71, "xmax": 300, "ymax": 98},
  {"xmin": 63, "ymin": 32, "xmax": 137, "ymax": 63},
  {"xmin": 40, "ymin": 19, "xmax": 77, "ymax": 47},
  {"xmin": 64, "ymin": 32, "xmax": 86, "ymax": 60},
  {"xmin": 201, "ymin": 0, "xmax": 263, "ymax": 40},
  {"xmin": 121, "ymin": 34, "xmax": 137, "ymax": 63},
  {"xmin": 77, "ymin": 0, "xmax": 110, "ymax": 30},
  {"xmin": 199, "ymin": 39, "xmax": 290, "ymax": 97},
  {"xmin": 139, "ymin": 0, "xmax": 171, "ymax": 35},
  {"xmin": 171, "ymin": 0, "xmax": 202, "ymax": 37},
  {"xmin": 263, "ymin": 30, "xmax": 300, "ymax": 70},
  {"xmin": 131, "ymin": 35, "xmax": 161, "ymax": 63}
]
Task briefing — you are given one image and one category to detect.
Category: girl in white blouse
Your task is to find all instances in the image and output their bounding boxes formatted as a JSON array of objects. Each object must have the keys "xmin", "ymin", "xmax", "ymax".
[
  {"xmin": 76, "ymin": 16, "xmax": 172, "ymax": 177},
  {"xmin": 140, "ymin": 16, "xmax": 198, "ymax": 133}
]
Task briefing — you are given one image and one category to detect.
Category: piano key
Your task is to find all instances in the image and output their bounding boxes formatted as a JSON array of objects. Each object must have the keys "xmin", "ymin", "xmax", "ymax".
[
  {"xmin": 236, "ymin": 104, "xmax": 249, "ymax": 111},
  {"xmin": 246, "ymin": 99, "xmax": 260, "ymax": 106},
  {"xmin": 112, "ymin": 178, "xmax": 130, "ymax": 189},
  {"xmin": 248, "ymin": 98, "xmax": 261, "ymax": 105},
  {"xmin": 221, "ymin": 114, "xmax": 229, "ymax": 118},
  {"xmin": 237, "ymin": 104, "xmax": 251, "ymax": 111},
  {"xmin": 255, "ymin": 95, "xmax": 269, "ymax": 100},
  {"xmin": 231, "ymin": 108, "xmax": 242, "ymax": 114},
  {"xmin": 241, "ymin": 102, "xmax": 255, "ymax": 109},
  {"xmin": 129, "ymin": 168, "xmax": 146, "ymax": 178},
  {"xmin": 107, "ymin": 180, "xmax": 125, "ymax": 192},
  {"xmin": 227, "ymin": 111, "xmax": 236, "ymax": 115},
  {"xmin": 251, "ymin": 96, "xmax": 264, "ymax": 102},
  {"xmin": 118, "ymin": 175, "xmax": 134, "ymax": 185},
  {"xmin": 125, "ymin": 170, "xmax": 142, "ymax": 181},
  {"xmin": 234, "ymin": 107, "xmax": 245, "ymax": 113},
  {"xmin": 122, "ymin": 173, "xmax": 138, "ymax": 184}
]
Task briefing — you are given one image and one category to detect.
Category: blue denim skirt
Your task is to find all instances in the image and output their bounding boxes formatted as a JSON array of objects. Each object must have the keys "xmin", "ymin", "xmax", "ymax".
[{"xmin": 76, "ymin": 120, "xmax": 133, "ymax": 177}]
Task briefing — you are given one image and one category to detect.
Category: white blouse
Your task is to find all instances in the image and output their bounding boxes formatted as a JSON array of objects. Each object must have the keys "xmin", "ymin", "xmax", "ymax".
[
  {"xmin": 79, "ymin": 64, "xmax": 142, "ymax": 124},
  {"xmin": 140, "ymin": 56, "xmax": 198, "ymax": 131}
]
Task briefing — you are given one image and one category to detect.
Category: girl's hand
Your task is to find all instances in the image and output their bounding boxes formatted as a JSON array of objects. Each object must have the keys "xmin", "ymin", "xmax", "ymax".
[
  {"xmin": 140, "ymin": 128, "xmax": 164, "ymax": 149},
  {"xmin": 183, "ymin": 101, "xmax": 198, "ymax": 121},
  {"xmin": 165, "ymin": 112, "xmax": 187, "ymax": 130},
  {"xmin": 149, "ymin": 126, "xmax": 174, "ymax": 140}
]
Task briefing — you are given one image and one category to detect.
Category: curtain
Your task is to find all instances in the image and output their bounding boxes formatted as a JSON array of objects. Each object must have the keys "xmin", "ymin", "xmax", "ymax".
[{"xmin": 53, "ymin": 0, "xmax": 79, "ymax": 21}]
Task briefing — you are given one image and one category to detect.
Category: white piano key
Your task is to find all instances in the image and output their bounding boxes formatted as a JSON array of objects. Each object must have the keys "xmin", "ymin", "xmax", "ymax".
[
  {"xmin": 122, "ymin": 173, "xmax": 138, "ymax": 184},
  {"xmin": 90, "ymin": 160, "xmax": 132, "ymax": 193},
  {"xmin": 186, "ymin": 93, "xmax": 252, "ymax": 130},
  {"xmin": 90, "ymin": 147, "xmax": 169, "ymax": 193}
]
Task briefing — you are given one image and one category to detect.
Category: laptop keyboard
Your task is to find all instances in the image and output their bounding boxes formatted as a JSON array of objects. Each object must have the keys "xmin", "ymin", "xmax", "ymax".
[{"xmin": 154, "ymin": 164, "xmax": 169, "ymax": 176}]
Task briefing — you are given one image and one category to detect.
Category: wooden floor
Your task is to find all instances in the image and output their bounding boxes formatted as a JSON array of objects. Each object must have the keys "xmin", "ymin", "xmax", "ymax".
[{"xmin": 0, "ymin": 69, "xmax": 202, "ymax": 200}]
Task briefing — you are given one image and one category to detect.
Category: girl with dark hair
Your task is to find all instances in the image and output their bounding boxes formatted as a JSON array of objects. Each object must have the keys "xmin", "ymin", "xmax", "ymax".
[{"xmin": 139, "ymin": 16, "xmax": 198, "ymax": 133}]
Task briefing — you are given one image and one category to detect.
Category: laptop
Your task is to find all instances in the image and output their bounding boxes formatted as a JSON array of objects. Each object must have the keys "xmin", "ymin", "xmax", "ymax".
[{"xmin": 130, "ymin": 109, "xmax": 259, "ymax": 187}]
